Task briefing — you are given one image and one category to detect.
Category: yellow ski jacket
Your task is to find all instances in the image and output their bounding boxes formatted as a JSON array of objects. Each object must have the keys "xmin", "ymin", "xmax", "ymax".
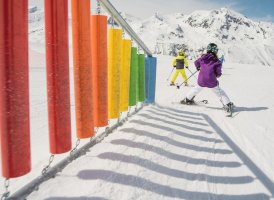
[{"xmin": 172, "ymin": 55, "xmax": 189, "ymax": 69}]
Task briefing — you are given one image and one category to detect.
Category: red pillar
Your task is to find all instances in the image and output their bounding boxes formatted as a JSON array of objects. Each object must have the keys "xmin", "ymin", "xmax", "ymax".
[
  {"xmin": 44, "ymin": 0, "xmax": 72, "ymax": 154},
  {"xmin": 0, "ymin": 0, "xmax": 31, "ymax": 178}
]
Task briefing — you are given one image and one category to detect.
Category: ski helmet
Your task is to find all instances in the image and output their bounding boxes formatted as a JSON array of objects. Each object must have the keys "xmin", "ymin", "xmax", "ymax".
[
  {"xmin": 207, "ymin": 43, "xmax": 218, "ymax": 54},
  {"xmin": 178, "ymin": 49, "xmax": 184, "ymax": 56}
]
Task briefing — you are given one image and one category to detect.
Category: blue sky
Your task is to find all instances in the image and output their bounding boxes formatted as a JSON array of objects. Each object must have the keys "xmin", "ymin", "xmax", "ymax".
[
  {"xmin": 29, "ymin": 0, "xmax": 274, "ymax": 22},
  {"xmin": 109, "ymin": 0, "xmax": 274, "ymax": 22}
]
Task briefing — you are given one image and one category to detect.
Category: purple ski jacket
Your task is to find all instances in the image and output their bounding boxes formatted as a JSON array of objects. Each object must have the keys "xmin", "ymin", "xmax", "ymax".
[{"xmin": 194, "ymin": 53, "xmax": 222, "ymax": 88}]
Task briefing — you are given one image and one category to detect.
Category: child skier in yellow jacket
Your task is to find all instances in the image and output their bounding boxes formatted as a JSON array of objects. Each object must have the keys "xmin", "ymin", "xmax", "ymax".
[{"xmin": 170, "ymin": 50, "xmax": 189, "ymax": 86}]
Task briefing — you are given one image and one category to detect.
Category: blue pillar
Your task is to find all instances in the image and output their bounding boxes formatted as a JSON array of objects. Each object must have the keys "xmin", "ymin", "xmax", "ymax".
[{"xmin": 145, "ymin": 56, "xmax": 157, "ymax": 103}]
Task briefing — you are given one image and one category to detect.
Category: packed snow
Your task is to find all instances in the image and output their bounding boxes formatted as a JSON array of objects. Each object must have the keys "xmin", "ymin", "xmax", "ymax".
[
  {"xmin": 1, "ymin": 52, "xmax": 274, "ymax": 199},
  {"xmin": 1, "ymin": 3, "xmax": 274, "ymax": 200}
]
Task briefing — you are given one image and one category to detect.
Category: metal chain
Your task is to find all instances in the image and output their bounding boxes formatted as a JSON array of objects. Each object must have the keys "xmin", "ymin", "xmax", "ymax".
[
  {"xmin": 111, "ymin": 15, "xmax": 114, "ymax": 28},
  {"xmin": 118, "ymin": 112, "xmax": 122, "ymax": 124},
  {"xmin": 127, "ymin": 107, "xmax": 131, "ymax": 117},
  {"xmin": 1, "ymin": 178, "xmax": 10, "ymax": 200},
  {"xmin": 95, "ymin": 127, "xmax": 99, "ymax": 134},
  {"xmin": 91, "ymin": 128, "xmax": 99, "ymax": 142},
  {"xmin": 122, "ymin": 30, "xmax": 125, "ymax": 39},
  {"xmin": 137, "ymin": 46, "xmax": 144, "ymax": 54},
  {"xmin": 105, "ymin": 120, "xmax": 110, "ymax": 132},
  {"xmin": 41, "ymin": 154, "xmax": 55, "ymax": 175},
  {"xmin": 70, "ymin": 139, "xmax": 81, "ymax": 156},
  {"xmin": 96, "ymin": 0, "xmax": 101, "ymax": 14}
]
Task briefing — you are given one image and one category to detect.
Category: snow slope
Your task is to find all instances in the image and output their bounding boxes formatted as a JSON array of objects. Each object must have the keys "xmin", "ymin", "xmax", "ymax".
[{"xmin": 1, "ymin": 54, "xmax": 273, "ymax": 199}]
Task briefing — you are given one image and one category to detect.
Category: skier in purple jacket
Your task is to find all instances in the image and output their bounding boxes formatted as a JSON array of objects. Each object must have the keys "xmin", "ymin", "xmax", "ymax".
[{"xmin": 181, "ymin": 43, "xmax": 233, "ymax": 109}]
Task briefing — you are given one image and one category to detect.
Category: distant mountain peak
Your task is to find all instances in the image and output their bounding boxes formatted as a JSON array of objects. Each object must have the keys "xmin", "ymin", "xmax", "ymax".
[{"xmin": 129, "ymin": 8, "xmax": 274, "ymax": 66}]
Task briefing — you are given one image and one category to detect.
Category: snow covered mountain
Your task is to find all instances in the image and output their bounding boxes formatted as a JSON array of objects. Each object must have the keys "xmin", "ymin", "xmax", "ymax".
[
  {"xmin": 129, "ymin": 8, "xmax": 274, "ymax": 66},
  {"xmin": 28, "ymin": 6, "xmax": 274, "ymax": 66}
]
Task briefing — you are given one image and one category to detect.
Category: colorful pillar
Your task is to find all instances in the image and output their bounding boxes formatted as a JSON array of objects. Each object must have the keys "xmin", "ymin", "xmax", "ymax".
[
  {"xmin": 91, "ymin": 15, "xmax": 108, "ymax": 127},
  {"xmin": 145, "ymin": 56, "xmax": 157, "ymax": 103},
  {"xmin": 138, "ymin": 54, "xmax": 145, "ymax": 102},
  {"xmin": 129, "ymin": 47, "xmax": 138, "ymax": 106},
  {"xmin": 71, "ymin": 0, "xmax": 94, "ymax": 138},
  {"xmin": 108, "ymin": 28, "xmax": 122, "ymax": 119},
  {"xmin": 120, "ymin": 39, "xmax": 131, "ymax": 112},
  {"xmin": 0, "ymin": 0, "xmax": 31, "ymax": 178},
  {"xmin": 44, "ymin": 0, "xmax": 72, "ymax": 154}
]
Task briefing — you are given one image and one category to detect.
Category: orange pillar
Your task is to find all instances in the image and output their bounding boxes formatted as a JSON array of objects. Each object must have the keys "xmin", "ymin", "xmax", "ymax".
[
  {"xmin": 71, "ymin": 0, "xmax": 94, "ymax": 138},
  {"xmin": 91, "ymin": 15, "xmax": 108, "ymax": 127}
]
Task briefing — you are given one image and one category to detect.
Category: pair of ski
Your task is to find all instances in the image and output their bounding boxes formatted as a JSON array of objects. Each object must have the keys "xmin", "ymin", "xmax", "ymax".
[
  {"xmin": 173, "ymin": 100, "xmax": 234, "ymax": 117},
  {"xmin": 169, "ymin": 83, "xmax": 194, "ymax": 88}
]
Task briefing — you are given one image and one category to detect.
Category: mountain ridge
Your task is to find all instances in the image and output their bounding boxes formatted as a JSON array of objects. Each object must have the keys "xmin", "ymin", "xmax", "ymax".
[
  {"xmin": 129, "ymin": 7, "xmax": 274, "ymax": 66},
  {"xmin": 28, "ymin": 6, "xmax": 274, "ymax": 66}
]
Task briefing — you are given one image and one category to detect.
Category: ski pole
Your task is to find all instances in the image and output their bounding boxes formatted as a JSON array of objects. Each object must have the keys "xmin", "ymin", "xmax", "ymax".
[
  {"xmin": 166, "ymin": 67, "xmax": 175, "ymax": 81},
  {"xmin": 187, "ymin": 68, "xmax": 198, "ymax": 80},
  {"xmin": 177, "ymin": 70, "xmax": 198, "ymax": 89}
]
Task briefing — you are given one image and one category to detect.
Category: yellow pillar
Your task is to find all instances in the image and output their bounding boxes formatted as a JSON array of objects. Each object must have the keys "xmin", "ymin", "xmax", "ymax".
[{"xmin": 108, "ymin": 28, "xmax": 122, "ymax": 119}]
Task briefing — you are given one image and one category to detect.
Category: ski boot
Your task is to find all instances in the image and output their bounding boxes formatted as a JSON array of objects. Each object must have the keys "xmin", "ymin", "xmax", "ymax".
[
  {"xmin": 170, "ymin": 82, "xmax": 175, "ymax": 86},
  {"xmin": 224, "ymin": 102, "xmax": 234, "ymax": 117},
  {"xmin": 180, "ymin": 97, "xmax": 195, "ymax": 105}
]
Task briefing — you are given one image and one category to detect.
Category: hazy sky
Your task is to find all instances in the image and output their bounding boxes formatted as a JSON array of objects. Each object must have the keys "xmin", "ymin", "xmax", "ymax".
[{"xmin": 29, "ymin": 0, "xmax": 274, "ymax": 22}]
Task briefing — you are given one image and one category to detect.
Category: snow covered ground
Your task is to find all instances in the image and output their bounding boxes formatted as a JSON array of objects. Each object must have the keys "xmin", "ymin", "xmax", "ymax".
[
  {"xmin": 1, "ymin": 3, "xmax": 274, "ymax": 199},
  {"xmin": 1, "ymin": 51, "xmax": 274, "ymax": 199}
]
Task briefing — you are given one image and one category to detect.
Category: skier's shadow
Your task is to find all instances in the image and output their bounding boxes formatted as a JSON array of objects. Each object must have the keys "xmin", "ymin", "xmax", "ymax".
[
  {"xmin": 205, "ymin": 105, "xmax": 268, "ymax": 116},
  {"xmin": 155, "ymin": 104, "xmax": 274, "ymax": 196},
  {"xmin": 232, "ymin": 106, "xmax": 268, "ymax": 112}
]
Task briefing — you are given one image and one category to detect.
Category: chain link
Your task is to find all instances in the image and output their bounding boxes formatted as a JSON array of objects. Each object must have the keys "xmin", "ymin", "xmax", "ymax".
[
  {"xmin": 70, "ymin": 139, "xmax": 81, "ymax": 156},
  {"xmin": 127, "ymin": 107, "xmax": 131, "ymax": 117},
  {"xmin": 41, "ymin": 154, "xmax": 55, "ymax": 175},
  {"xmin": 1, "ymin": 179, "xmax": 10, "ymax": 200},
  {"xmin": 105, "ymin": 120, "xmax": 110, "ymax": 132},
  {"xmin": 122, "ymin": 30, "xmax": 125, "ymax": 39},
  {"xmin": 95, "ymin": 127, "xmax": 99, "ymax": 134},
  {"xmin": 96, "ymin": 0, "xmax": 101, "ymax": 14},
  {"xmin": 111, "ymin": 15, "xmax": 114, "ymax": 28},
  {"xmin": 91, "ymin": 128, "xmax": 99, "ymax": 142},
  {"xmin": 117, "ymin": 112, "xmax": 122, "ymax": 124}
]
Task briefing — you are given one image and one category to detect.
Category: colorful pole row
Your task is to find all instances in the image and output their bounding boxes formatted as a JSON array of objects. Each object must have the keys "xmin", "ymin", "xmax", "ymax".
[{"xmin": 0, "ymin": 0, "xmax": 157, "ymax": 179}]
